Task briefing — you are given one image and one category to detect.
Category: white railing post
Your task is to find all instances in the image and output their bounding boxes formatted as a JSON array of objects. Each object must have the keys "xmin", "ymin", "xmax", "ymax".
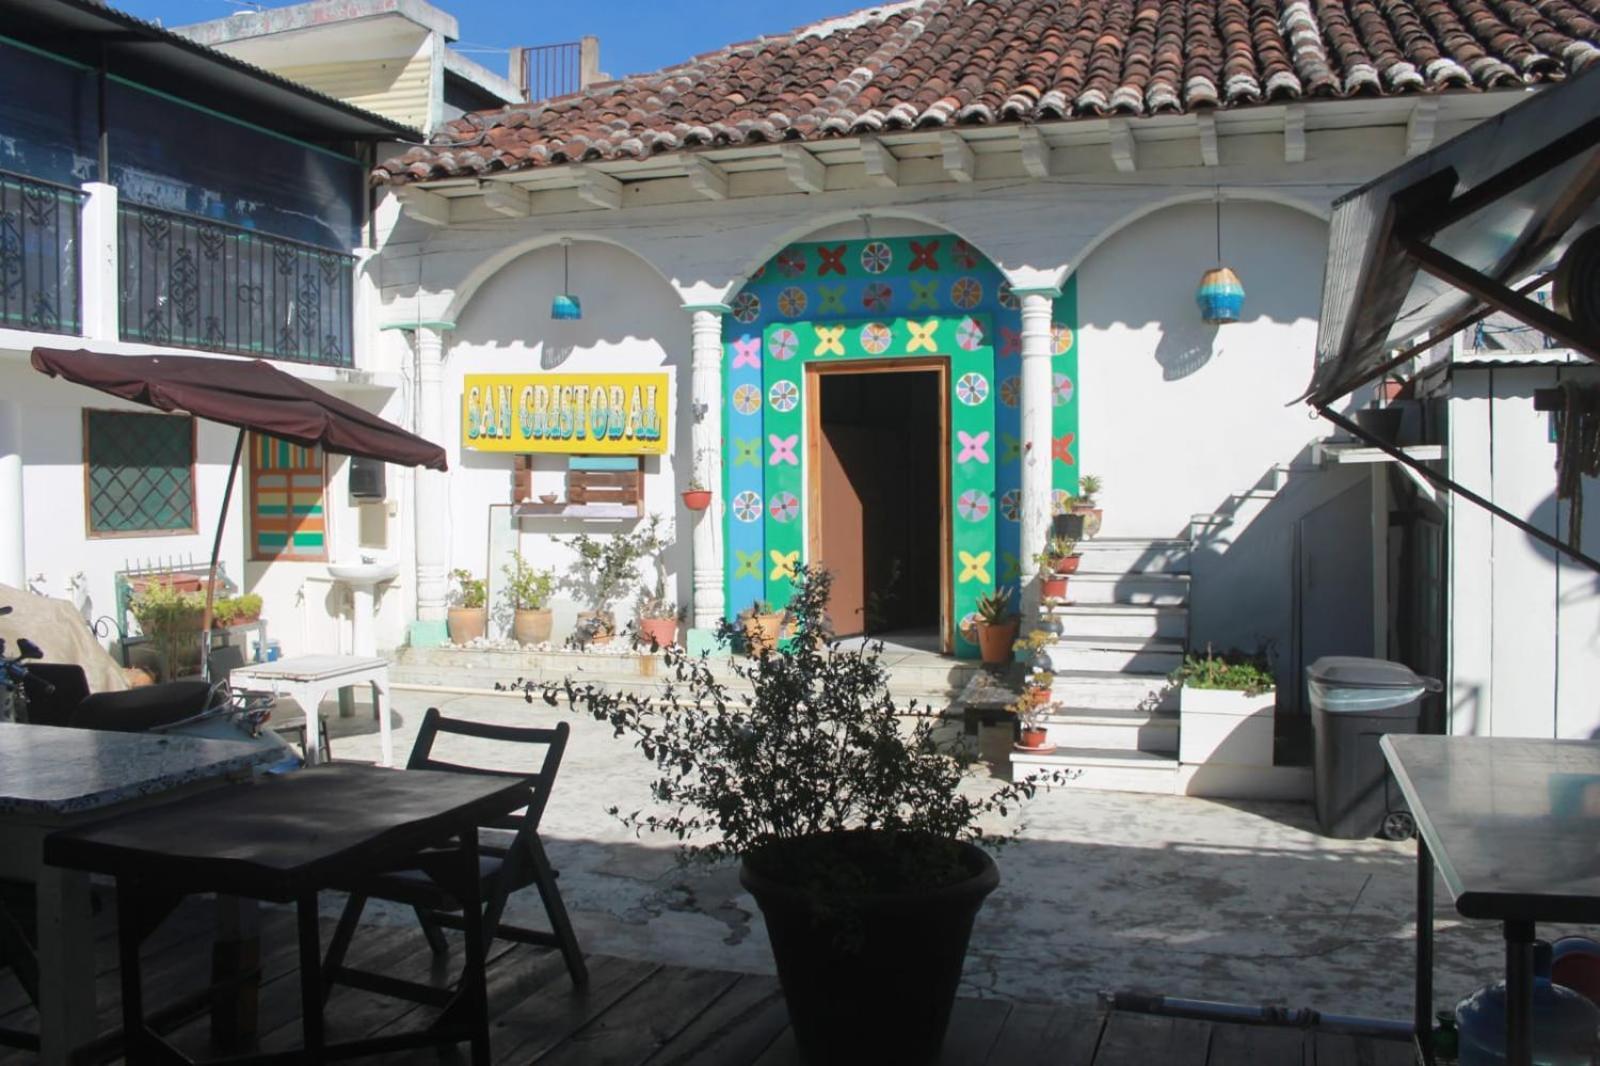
[{"xmin": 78, "ymin": 182, "xmax": 119, "ymax": 342}]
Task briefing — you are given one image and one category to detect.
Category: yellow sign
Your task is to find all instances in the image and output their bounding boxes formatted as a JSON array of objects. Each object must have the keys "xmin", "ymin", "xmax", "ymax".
[{"xmin": 462, "ymin": 373, "xmax": 669, "ymax": 454}]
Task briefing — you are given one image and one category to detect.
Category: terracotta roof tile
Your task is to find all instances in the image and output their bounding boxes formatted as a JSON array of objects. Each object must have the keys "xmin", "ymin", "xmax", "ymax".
[{"xmin": 375, "ymin": 0, "xmax": 1600, "ymax": 184}]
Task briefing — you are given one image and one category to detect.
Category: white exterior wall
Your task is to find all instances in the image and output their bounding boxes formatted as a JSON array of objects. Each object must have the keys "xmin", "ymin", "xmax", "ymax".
[
  {"xmin": 439, "ymin": 242, "xmax": 688, "ymax": 642},
  {"xmin": 1448, "ymin": 362, "xmax": 1600, "ymax": 740}
]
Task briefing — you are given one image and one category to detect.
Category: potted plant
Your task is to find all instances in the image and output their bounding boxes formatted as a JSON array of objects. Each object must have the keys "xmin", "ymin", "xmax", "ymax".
[
  {"xmin": 530, "ymin": 565, "xmax": 1065, "ymax": 1065},
  {"xmin": 211, "ymin": 593, "xmax": 264, "ymax": 629},
  {"xmin": 563, "ymin": 514, "xmax": 666, "ymax": 646},
  {"xmin": 502, "ymin": 552, "xmax": 555, "ymax": 646},
  {"xmin": 636, "ymin": 572, "xmax": 680, "ymax": 650},
  {"xmin": 1036, "ymin": 535, "xmax": 1079, "ymax": 602},
  {"xmin": 1010, "ymin": 684, "xmax": 1053, "ymax": 750},
  {"xmin": 1072, "ymin": 475, "xmax": 1104, "ymax": 538},
  {"xmin": 741, "ymin": 599, "xmax": 786, "ymax": 656},
  {"xmin": 447, "ymin": 568, "xmax": 488, "ymax": 644},
  {"xmin": 681, "ymin": 448, "xmax": 713, "ymax": 511},
  {"xmin": 971, "ymin": 586, "xmax": 1019, "ymax": 668},
  {"xmin": 1172, "ymin": 644, "xmax": 1278, "ymax": 769},
  {"xmin": 130, "ymin": 580, "xmax": 205, "ymax": 681}
]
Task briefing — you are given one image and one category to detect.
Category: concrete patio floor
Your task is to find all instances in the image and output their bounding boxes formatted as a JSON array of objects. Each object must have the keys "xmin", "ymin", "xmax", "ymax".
[{"xmin": 323, "ymin": 688, "xmax": 1542, "ymax": 1023}]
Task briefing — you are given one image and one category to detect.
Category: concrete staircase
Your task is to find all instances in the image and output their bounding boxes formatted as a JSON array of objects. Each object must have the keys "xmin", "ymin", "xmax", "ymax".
[{"xmin": 1012, "ymin": 537, "xmax": 1190, "ymax": 793}]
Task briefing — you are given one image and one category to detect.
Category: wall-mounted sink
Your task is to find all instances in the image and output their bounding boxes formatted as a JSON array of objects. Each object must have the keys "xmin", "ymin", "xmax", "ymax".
[{"xmin": 327, "ymin": 557, "xmax": 400, "ymax": 586}]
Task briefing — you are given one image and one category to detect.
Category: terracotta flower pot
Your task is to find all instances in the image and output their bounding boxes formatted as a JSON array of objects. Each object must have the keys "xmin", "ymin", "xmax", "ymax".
[
  {"xmin": 577, "ymin": 610, "xmax": 614, "ymax": 644},
  {"xmin": 1052, "ymin": 555, "xmax": 1081, "ymax": 575},
  {"xmin": 1072, "ymin": 505, "xmax": 1103, "ymax": 538},
  {"xmin": 512, "ymin": 608, "xmax": 552, "ymax": 645},
  {"xmin": 745, "ymin": 612, "xmax": 785, "ymax": 655},
  {"xmin": 1019, "ymin": 726, "xmax": 1050, "ymax": 749},
  {"xmin": 447, "ymin": 606, "xmax": 487, "ymax": 645},
  {"xmin": 638, "ymin": 617, "xmax": 678, "ymax": 649},
  {"xmin": 974, "ymin": 618, "xmax": 1018, "ymax": 667},
  {"xmin": 1041, "ymin": 576, "xmax": 1069, "ymax": 601},
  {"xmin": 681, "ymin": 489, "xmax": 712, "ymax": 511}
]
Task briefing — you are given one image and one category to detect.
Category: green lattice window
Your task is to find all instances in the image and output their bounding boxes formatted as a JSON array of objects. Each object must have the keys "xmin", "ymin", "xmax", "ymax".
[{"xmin": 84, "ymin": 410, "xmax": 196, "ymax": 536}]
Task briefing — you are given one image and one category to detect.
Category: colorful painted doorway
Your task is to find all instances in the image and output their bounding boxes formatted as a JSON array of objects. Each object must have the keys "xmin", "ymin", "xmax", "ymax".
[{"xmin": 809, "ymin": 361, "xmax": 947, "ymax": 647}]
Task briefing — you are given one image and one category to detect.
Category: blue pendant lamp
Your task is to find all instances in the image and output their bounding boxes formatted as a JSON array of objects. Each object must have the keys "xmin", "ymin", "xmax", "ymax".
[
  {"xmin": 552, "ymin": 239, "xmax": 582, "ymax": 320},
  {"xmin": 1196, "ymin": 194, "xmax": 1245, "ymax": 324}
]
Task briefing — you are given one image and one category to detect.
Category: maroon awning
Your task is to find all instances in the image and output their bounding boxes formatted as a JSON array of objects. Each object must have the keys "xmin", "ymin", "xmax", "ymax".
[{"xmin": 31, "ymin": 348, "xmax": 446, "ymax": 471}]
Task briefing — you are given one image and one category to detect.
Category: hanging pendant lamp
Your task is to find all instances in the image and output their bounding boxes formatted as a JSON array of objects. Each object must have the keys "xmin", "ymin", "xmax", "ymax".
[
  {"xmin": 551, "ymin": 239, "xmax": 582, "ymax": 321},
  {"xmin": 1196, "ymin": 194, "xmax": 1245, "ymax": 324}
]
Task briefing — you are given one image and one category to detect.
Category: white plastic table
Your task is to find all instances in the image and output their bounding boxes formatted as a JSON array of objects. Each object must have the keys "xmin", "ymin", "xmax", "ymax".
[
  {"xmin": 0, "ymin": 723, "xmax": 277, "ymax": 1063},
  {"xmin": 229, "ymin": 655, "xmax": 393, "ymax": 768}
]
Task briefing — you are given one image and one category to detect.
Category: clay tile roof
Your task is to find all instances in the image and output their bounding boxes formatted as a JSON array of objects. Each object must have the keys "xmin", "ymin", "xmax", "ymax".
[{"xmin": 374, "ymin": 0, "xmax": 1600, "ymax": 185}]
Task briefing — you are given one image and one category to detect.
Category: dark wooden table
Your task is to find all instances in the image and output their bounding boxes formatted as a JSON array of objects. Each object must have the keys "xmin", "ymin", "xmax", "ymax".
[
  {"xmin": 44, "ymin": 763, "xmax": 527, "ymax": 1065},
  {"xmin": 1382, "ymin": 735, "xmax": 1600, "ymax": 1066}
]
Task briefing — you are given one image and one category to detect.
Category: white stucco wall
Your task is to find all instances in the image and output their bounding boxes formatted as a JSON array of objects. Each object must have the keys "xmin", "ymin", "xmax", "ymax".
[{"xmin": 440, "ymin": 241, "xmax": 689, "ymax": 642}]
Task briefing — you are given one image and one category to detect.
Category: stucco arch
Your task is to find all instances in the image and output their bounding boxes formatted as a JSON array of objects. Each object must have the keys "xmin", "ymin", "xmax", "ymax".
[{"xmin": 440, "ymin": 231, "xmax": 675, "ymax": 327}]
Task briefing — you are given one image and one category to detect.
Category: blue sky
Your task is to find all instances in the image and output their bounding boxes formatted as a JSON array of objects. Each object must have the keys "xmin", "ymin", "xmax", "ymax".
[{"xmin": 116, "ymin": 0, "xmax": 871, "ymax": 82}]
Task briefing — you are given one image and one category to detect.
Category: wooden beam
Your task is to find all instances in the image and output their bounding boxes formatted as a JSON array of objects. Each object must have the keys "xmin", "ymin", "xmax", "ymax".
[
  {"xmin": 480, "ymin": 181, "xmax": 530, "ymax": 217},
  {"xmin": 394, "ymin": 185, "xmax": 451, "ymax": 226},
  {"xmin": 573, "ymin": 168, "xmax": 623, "ymax": 210},
  {"xmin": 1284, "ymin": 104, "xmax": 1306, "ymax": 163},
  {"xmin": 683, "ymin": 155, "xmax": 729, "ymax": 200},
  {"xmin": 859, "ymin": 138, "xmax": 900, "ymax": 187},
  {"xmin": 1196, "ymin": 112, "xmax": 1219, "ymax": 167},
  {"xmin": 1107, "ymin": 118, "xmax": 1137, "ymax": 173},
  {"xmin": 1017, "ymin": 126, "xmax": 1051, "ymax": 178},
  {"xmin": 782, "ymin": 145, "xmax": 826, "ymax": 194},
  {"xmin": 941, "ymin": 132, "xmax": 976, "ymax": 183},
  {"xmin": 1406, "ymin": 99, "xmax": 1440, "ymax": 158}
]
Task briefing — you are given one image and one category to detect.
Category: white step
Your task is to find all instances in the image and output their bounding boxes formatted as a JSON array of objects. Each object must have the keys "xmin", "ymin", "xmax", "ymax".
[
  {"xmin": 1046, "ymin": 635, "xmax": 1186, "ymax": 674},
  {"xmin": 1061, "ymin": 572, "xmax": 1190, "ymax": 606},
  {"xmin": 1011, "ymin": 747, "xmax": 1179, "ymax": 794},
  {"xmin": 1073, "ymin": 538, "xmax": 1191, "ymax": 575},
  {"xmin": 1047, "ymin": 603, "xmax": 1188, "ymax": 640},
  {"xmin": 1042, "ymin": 708, "xmax": 1178, "ymax": 755},
  {"xmin": 1050, "ymin": 670, "xmax": 1178, "ymax": 711}
]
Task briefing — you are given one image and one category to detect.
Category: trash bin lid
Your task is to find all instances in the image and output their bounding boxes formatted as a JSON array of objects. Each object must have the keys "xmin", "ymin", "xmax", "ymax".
[{"xmin": 1307, "ymin": 656, "xmax": 1441, "ymax": 690}]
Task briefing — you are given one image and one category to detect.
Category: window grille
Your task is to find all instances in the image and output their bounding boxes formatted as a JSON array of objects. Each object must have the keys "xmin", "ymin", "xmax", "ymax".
[{"xmin": 84, "ymin": 410, "xmax": 196, "ymax": 536}]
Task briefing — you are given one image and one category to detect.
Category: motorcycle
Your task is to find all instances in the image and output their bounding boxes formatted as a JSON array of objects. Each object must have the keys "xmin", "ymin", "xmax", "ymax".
[{"xmin": 1, "ymin": 615, "xmax": 300, "ymax": 772}]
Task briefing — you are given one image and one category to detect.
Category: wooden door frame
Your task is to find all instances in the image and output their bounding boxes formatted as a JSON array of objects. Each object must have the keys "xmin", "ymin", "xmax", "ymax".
[{"xmin": 804, "ymin": 358, "xmax": 953, "ymax": 654}]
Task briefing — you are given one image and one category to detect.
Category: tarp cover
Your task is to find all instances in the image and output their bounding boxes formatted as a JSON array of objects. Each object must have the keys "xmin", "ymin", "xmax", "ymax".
[
  {"xmin": 1307, "ymin": 64, "xmax": 1600, "ymax": 406},
  {"xmin": 31, "ymin": 348, "xmax": 447, "ymax": 471},
  {"xmin": 0, "ymin": 585, "xmax": 128, "ymax": 694}
]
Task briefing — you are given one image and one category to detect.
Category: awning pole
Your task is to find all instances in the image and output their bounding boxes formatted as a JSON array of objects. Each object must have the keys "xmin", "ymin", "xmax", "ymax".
[
  {"xmin": 1314, "ymin": 403, "xmax": 1600, "ymax": 575},
  {"xmin": 201, "ymin": 428, "xmax": 247, "ymax": 681}
]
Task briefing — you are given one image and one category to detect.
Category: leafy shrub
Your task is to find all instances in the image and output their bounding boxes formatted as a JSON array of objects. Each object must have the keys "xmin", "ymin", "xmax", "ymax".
[
  {"xmin": 130, "ymin": 581, "xmax": 205, "ymax": 681},
  {"xmin": 501, "ymin": 553, "xmax": 554, "ymax": 611},
  {"xmin": 450, "ymin": 568, "xmax": 486, "ymax": 609},
  {"xmin": 1172, "ymin": 644, "xmax": 1276, "ymax": 695}
]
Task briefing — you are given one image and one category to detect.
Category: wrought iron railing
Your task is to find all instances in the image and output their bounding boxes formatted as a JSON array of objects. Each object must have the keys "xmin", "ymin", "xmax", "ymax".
[
  {"xmin": 519, "ymin": 41, "xmax": 583, "ymax": 101},
  {"xmin": 0, "ymin": 169, "xmax": 83, "ymax": 336},
  {"xmin": 118, "ymin": 202, "xmax": 354, "ymax": 367}
]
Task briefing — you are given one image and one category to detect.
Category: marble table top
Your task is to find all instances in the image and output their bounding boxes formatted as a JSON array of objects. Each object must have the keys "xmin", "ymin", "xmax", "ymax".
[
  {"xmin": 0, "ymin": 722, "xmax": 275, "ymax": 817},
  {"xmin": 230, "ymin": 655, "xmax": 387, "ymax": 682}
]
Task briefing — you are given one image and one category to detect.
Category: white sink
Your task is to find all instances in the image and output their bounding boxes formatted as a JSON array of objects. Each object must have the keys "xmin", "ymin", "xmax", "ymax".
[{"xmin": 327, "ymin": 557, "xmax": 400, "ymax": 585}]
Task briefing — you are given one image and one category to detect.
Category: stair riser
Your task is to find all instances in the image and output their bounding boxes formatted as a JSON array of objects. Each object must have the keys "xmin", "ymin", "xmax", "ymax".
[
  {"xmin": 1049, "ymin": 611, "xmax": 1187, "ymax": 640},
  {"xmin": 1063, "ymin": 578, "xmax": 1189, "ymax": 606},
  {"xmin": 1052, "ymin": 679, "xmax": 1179, "ymax": 711},
  {"xmin": 1047, "ymin": 646, "xmax": 1186, "ymax": 673},
  {"xmin": 1011, "ymin": 758, "xmax": 1178, "ymax": 794},
  {"xmin": 1044, "ymin": 720, "xmax": 1178, "ymax": 754},
  {"xmin": 1073, "ymin": 548, "xmax": 1190, "ymax": 575}
]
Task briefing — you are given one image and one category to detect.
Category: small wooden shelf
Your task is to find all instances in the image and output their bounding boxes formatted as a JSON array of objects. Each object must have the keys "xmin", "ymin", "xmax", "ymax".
[
  {"xmin": 1314, "ymin": 442, "xmax": 1445, "ymax": 466},
  {"xmin": 512, "ymin": 502, "xmax": 642, "ymax": 520}
]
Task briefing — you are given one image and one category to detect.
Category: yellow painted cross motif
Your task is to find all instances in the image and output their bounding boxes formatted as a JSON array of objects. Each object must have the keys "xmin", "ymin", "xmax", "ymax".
[
  {"xmin": 813, "ymin": 326, "xmax": 846, "ymax": 357},
  {"xmin": 958, "ymin": 550, "xmax": 991, "ymax": 584},
  {"xmin": 770, "ymin": 549, "xmax": 800, "ymax": 581},
  {"xmin": 906, "ymin": 319, "xmax": 939, "ymax": 353}
]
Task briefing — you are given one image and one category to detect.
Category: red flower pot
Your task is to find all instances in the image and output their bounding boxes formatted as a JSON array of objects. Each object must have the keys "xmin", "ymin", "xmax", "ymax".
[
  {"xmin": 1019, "ymin": 726, "xmax": 1050, "ymax": 749},
  {"xmin": 1052, "ymin": 555, "xmax": 1081, "ymax": 575},
  {"xmin": 681, "ymin": 489, "xmax": 712, "ymax": 511},
  {"xmin": 1042, "ymin": 576, "xmax": 1069, "ymax": 601}
]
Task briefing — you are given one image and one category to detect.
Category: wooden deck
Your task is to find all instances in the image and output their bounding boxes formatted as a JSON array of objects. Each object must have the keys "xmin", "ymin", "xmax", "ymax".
[{"xmin": 0, "ymin": 895, "xmax": 1414, "ymax": 1065}]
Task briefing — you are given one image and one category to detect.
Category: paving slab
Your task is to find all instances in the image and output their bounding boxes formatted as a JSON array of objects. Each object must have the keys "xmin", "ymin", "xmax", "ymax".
[{"xmin": 324, "ymin": 689, "xmax": 1556, "ymax": 1021}]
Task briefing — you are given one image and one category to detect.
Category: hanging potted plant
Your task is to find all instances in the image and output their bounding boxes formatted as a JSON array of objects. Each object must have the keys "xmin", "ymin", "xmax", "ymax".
[
  {"xmin": 681, "ymin": 448, "xmax": 713, "ymax": 512},
  {"xmin": 1072, "ymin": 475, "xmax": 1104, "ymax": 538},
  {"xmin": 971, "ymin": 586, "xmax": 1019, "ymax": 668},
  {"xmin": 563, "ymin": 515, "xmax": 666, "ymax": 646},
  {"xmin": 502, "ymin": 552, "xmax": 555, "ymax": 646},
  {"xmin": 529, "ymin": 566, "xmax": 1067, "ymax": 1066},
  {"xmin": 446, "ymin": 568, "xmax": 488, "ymax": 644},
  {"xmin": 741, "ymin": 599, "xmax": 786, "ymax": 656}
]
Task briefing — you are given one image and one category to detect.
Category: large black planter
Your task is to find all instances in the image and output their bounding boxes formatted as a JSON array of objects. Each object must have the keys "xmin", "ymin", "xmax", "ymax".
[{"xmin": 739, "ymin": 832, "xmax": 1000, "ymax": 1066}]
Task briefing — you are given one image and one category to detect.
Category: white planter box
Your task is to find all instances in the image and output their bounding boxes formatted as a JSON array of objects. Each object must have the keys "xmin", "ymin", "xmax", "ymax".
[{"xmin": 1179, "ymin": 686, "xmax": 1276, "ymax": 767}]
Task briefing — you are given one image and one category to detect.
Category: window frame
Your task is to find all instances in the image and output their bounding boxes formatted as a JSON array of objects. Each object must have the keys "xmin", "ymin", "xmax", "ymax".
[{"xmin": 81, "ymin": 407, "xmax": 199, "ymax": 539}]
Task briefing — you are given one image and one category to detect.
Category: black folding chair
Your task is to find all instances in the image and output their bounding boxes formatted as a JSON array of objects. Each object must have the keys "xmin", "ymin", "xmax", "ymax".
[{"xmin": 322, "ymin": 708, "xmax": 587, "ymax": 992}]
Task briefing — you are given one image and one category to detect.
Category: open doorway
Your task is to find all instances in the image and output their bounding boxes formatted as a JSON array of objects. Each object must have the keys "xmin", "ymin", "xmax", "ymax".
[{"xmin": 807, "ymin": 360, "xmax": 948, "ymax": 649}]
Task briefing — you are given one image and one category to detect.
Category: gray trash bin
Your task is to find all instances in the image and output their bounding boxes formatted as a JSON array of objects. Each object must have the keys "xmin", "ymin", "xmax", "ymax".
[{"xmin": 1307, "ymin": 656, "xmax": 1442, "ymax": 839}]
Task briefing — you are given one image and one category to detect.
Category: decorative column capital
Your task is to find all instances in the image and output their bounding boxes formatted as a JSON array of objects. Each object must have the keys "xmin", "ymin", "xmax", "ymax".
[
  {"xmin": 1010, "ymin": 286, "xmax": 1062, "ymax": 300},
  {"xmin": 682, "ymin": 302, "xmax": 732, "ymax": 316}
]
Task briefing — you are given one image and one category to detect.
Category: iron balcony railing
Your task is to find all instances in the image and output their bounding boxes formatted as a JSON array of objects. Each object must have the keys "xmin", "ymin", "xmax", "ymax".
[
  {"xmin": 118, "ymin": 202, "xmax": 354, "ymax": 368},
  {"xmin": 519, "ymin": 41, "xmax": 583, "ymax": 101},
  {"xmin": 0, "ymin": 169, "xmax": 84, "ymax": 336}
]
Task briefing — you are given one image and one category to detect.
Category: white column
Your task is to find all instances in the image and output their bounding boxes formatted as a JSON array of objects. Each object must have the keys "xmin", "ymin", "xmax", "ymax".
[
  {"xmin": 687, "ymin": 304, "xmax": 728, "ymax": 630},
  {"xmin": 413, "ymin": 325, "xmax": 451, "ymax": 622},
  {"xmin": 1016, "ymin": 287, "xmax": 1060, "ymax": 620},
  {"xmin": 78, "ymin": 182, "xmax": 119, "ymax": 342},
  {"xmin": 0, "ymin": 400, "xmax": 23, "ymax": 589}
]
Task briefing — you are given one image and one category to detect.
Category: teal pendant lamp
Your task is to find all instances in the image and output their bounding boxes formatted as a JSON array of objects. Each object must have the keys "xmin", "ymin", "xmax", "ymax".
[{"xmin": 552, "ymin": 239, "xmax": 582, "ymax": 321}]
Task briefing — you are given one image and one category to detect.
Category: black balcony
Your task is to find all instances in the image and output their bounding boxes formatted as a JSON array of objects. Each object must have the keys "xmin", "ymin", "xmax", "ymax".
[
  {"xmin": 118, "ymin": 202, "xmax": 354, "ymax": 367},
  {"xmin": 0, "ymin": 169, "xmax": 83, "ymax": 336}
]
